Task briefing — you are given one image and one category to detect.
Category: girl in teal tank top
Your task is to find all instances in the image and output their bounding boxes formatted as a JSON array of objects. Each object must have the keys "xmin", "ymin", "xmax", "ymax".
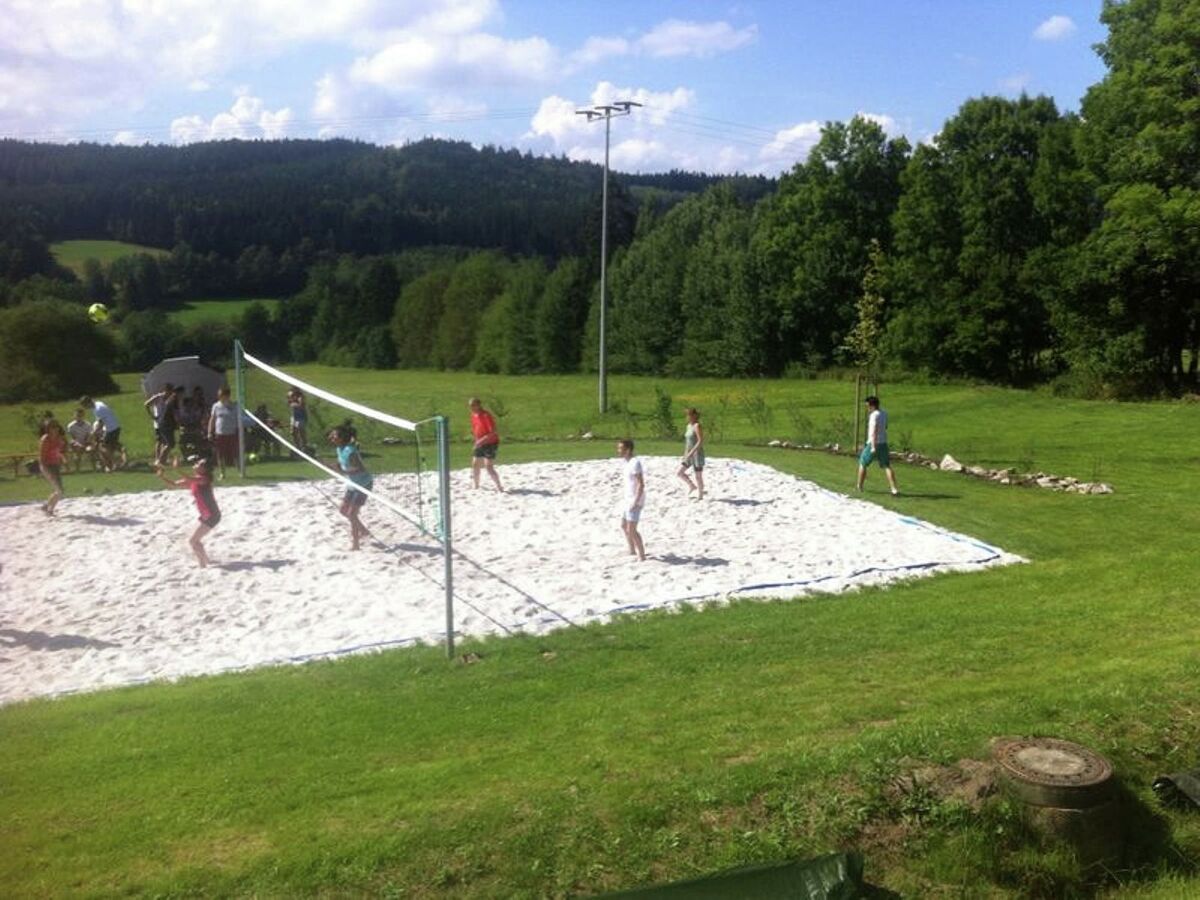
[{"xmin": 329, "ymin": 422, "xmax": 372, "ymax": 550}]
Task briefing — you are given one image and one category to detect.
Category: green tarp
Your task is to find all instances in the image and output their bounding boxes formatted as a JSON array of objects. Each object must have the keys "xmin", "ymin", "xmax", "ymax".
[{"xmin": 599, "ymin": 852, "xmax": 864, "ymax": 899}]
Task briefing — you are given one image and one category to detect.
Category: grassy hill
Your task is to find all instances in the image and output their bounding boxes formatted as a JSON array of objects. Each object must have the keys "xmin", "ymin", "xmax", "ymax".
[
  {"xmin": 168, "ymin": 297, "xmax": 281, "ymax": 327},
  {"xmin": 1, "ymin": 370, "xmax": 1197, "ymax": 896},
  {"xmin": 51, "ymin": 239, "xmax": 167, "ymax": 275}
]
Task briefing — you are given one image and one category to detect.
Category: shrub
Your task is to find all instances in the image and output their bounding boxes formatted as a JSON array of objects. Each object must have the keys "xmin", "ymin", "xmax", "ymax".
[{"xmin": 0, "ymin": 300, "xmax": 117, "ymax": 402}]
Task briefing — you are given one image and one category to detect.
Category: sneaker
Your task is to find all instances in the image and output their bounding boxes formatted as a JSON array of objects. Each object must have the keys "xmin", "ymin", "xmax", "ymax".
[{"xmin": 891, "ymin": 488, "xmax": 899, "ymax": 496}]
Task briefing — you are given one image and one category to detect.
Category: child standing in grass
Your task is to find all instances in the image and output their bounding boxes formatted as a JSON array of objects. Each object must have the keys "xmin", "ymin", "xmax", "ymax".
[
  {"xmin": 156, "ymin": 457, "xmax": 220, "ymax": 568},
  {"xmin": 857, "ymin": 395, "xmax": 900, "ymax": 496},
  {"xmin": 39, "ymin": 418, "xmax": 67, "ymax": 516}
]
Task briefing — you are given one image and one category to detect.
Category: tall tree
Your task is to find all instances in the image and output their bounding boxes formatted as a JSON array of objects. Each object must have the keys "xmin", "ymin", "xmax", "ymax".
[
  {"xmin": 472, "ymin": 258, "xmax": 546, "ymax": 373},
  {"xmin": 1051, "ymin": 0, "xmax": 1200, "ymax": 394},
  {"xmin": 534, "ymin": 257, "xmax": 591, "ymax": 373},
  {"xmin": 432, "ymin": 252, "xmax": 509, "ymax": 370},
  {"xmin": 391, "ymin": 268, "xmax": 452, "ymax": 369},
  {"xmin": 886, "ymin": 96, "xmax": 1063, "ymax": 383}
]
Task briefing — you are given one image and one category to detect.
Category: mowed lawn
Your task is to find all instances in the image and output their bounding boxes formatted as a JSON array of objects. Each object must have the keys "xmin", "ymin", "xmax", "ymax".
[
  {"xmin": 1, "ymin": 370, "xmax": 1198, "ymax": 897},
  {"xmin": 50, "ymin": 239, "xmax": 167, "ymax": 276},
  {"xmin": 169, "ymin": 298, "xmax": 281, "ymax": 327}
]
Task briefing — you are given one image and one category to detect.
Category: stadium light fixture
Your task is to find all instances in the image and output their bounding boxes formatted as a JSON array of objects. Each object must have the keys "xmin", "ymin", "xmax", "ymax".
[{"xmin": 576, "ymin": 100, "xmax": 642, "ymax": 415}]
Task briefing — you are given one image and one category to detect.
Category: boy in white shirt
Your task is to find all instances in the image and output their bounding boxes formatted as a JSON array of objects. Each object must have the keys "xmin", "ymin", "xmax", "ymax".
[
  {"xmin": 857, "ymin": 395, "xmax": 899, "ymax": 496},
  {"xmin": 617, "ymin": 439, "xmax": 646, "ymax": 562}
]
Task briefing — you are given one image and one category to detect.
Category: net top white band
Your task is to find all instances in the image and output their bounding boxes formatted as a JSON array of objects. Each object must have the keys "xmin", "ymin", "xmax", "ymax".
[
  {"xmin": 242, "ymin": 350, "xmax": 420, "ymax": 432},
  {"xmin": 241, "ymin": 406, "xmax": 436, "ymax": 537}
]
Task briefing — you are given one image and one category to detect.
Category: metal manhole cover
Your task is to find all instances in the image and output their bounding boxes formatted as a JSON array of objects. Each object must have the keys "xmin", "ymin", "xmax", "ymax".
[{"xmin": 993, "ymin": 737, "xmax": 1114, "ymax": 808}]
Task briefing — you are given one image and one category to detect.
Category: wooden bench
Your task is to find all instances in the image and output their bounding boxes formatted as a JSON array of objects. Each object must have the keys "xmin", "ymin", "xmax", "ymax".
[{"xmin": 0, "ymin": 452, "xmax": 38, "ymax": 478}]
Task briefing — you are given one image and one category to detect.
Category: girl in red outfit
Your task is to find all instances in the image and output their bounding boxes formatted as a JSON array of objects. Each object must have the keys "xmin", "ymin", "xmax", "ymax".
[
  {"xmin": 39, "ymin": 418, "xmax": 67, "ymax": 515},
  {"xmin": 156, "ymin": 457, "xmax": 220, "ymax": 567},
  {"xmin": 467, "ymin": 397, "xmax": 504, "ymax": 492}
]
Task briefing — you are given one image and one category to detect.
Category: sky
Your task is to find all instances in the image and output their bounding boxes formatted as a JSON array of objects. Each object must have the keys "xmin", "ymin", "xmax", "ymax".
[{"xmin": 0, "ymin": 0, "xmax": 1110, "ymax": 175}]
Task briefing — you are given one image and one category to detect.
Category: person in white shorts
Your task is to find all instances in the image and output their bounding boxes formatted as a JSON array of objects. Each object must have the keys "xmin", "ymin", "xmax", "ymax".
[{"xmin": 617, "ymin": 439, "xmax": 646, "ymax": 562}]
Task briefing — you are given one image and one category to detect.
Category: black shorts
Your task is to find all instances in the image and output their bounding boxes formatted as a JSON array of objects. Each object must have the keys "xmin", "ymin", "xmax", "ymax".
[
  {"xmin": 103, "ymin": 428, "xmax": 122, "ymax": 448},
  {"xmin": 42, "ymin": 463, "xmax": 63, "ymax": 492},
  {"xmin": 156, "ymin": 427, "xmax": 177, "ymax": 448},
  {"xmin": 473, "ymin": 443, "xmax": 498, "ymax": 460},
  {"xmin": 199, "ymin": 512, "xmax": 221, "ymax": 528}
]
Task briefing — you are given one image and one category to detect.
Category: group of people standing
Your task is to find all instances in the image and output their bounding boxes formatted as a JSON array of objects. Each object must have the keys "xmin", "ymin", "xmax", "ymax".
[
  {"xmin": 36, "ymin": 386, "xmax": 899, "ymax": 570},
  {"xmin": 35, "ymin": 396, "xmax": 126, "ymax": 515}
]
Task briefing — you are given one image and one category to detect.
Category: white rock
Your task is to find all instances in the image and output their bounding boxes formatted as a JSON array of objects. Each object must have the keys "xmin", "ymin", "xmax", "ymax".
[
  {"xmin": 768, "ymin": 440, "xmax": 783, "ymax": 447},
  {"xmin": 581, "ymin": 432, "xmax": 594, "ymax": 440},
  {"xmin": 940, "ymin": 454, "xmax": 965, "ymax": 472}
]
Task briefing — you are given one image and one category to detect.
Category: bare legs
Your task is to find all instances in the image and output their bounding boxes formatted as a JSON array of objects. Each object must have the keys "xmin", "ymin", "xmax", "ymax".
[
  {"xmin": 472, "ymin": 456, "xmax": 504, "ymax": 491},
  {"xmin": 340, "ymin": 499, "xmax": 368, "ymax": 550},
  {"xmin": 858, "ymin": 463, "xmax": 899, "ymax": 496},
  {"xmin": 621, "ymin": 516, "xmax": 646, "ymax": 562},
  {"xmin": 41, "ymin": 468, "xmax": 62, "ymax": 516},
  {"xmin": 677, "ymin": 464, "xmax": 705, "ymax": 499},
  {"xmin": 189, "ymin": 522, "xmax": 213, "ymax": 567}
]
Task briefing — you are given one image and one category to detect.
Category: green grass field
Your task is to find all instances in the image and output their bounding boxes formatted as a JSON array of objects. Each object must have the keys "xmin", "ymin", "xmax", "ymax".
[
  {"xmin": 50, "ymin": 239, "xmax": 168, "ymax": 275},
  {"xmin": 2, "ymin": 369, "xmax": 1198, "ymax": 897},
  {"xmin": 168, "ymin": 297, "xmax": 281, "ymax": 327}
]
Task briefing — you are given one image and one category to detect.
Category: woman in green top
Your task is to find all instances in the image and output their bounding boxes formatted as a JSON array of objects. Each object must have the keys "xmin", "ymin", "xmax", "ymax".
[{"xmin": 676, "ymin": 407, "xmax": 706, "ymax": 499}]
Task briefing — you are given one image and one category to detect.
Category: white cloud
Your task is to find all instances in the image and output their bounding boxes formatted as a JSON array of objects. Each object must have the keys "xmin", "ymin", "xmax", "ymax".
[
  {"xmin": 1033, "ymin": 15, "xmax": 1076, "ymax": 41},
  {"xmin": 568, "ymin": 18, "xmax": 756, "ymax": 68},
  {"xmin": 348, "ymin": 32, "xmax": 556, "ymax": 90},
  {"xmin": 0, "ymin": 0, "xmax": 509, "ymax": 138},
  {"xmin": 571, "ymin": 36, "xmax": 631, "ymax": 67},
  {"xmin": 999, "ymin": 71, "xmax": 1032, "ymax": 93},
  {"xmin": 170, "ymin": 91, "xmax": 293, "ymax": 143},
  {"xmin": 857, "ymin": 111, "xmax": 900, "ymax": 135},
  {"xmin": 760, "ymin": 121, "xmax": 823, "ymax": 167},
  {"xmin": 524, "ymin": 82, "xmax": 696, "ymax": 152},
  {"xmin": 638, "ymin": 19, "xmax": 757, "ymax": 58},
  {"xmin": 112, "ymin": 130, "xmax": 144, "ymax": 145},
  {"xmin": 522, "ymin": 83, "xmax": 882, "ymax": 175}
]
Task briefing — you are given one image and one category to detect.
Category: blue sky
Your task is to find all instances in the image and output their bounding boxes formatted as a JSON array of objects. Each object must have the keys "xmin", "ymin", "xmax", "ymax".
[{"xmin": 0, "ymin": 0, "xmax": 1108, "ymax": 174}]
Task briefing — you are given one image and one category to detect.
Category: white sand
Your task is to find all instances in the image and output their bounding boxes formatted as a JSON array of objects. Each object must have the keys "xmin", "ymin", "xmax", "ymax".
[{"xmin": 0, "ymin": 457, "xmax": 1021, "ymax": 705}]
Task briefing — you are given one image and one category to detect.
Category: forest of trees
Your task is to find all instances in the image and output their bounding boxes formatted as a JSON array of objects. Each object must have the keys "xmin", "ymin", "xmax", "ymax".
[{"xmin": 0, "ymin": 0, "xmax": 1195, "ymax": 403}]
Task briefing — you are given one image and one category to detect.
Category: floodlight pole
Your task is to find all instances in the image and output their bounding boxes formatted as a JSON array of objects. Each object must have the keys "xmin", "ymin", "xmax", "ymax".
[{"xmin": 577, "ymin": 100, "xmax": 641, "ymax": 415}]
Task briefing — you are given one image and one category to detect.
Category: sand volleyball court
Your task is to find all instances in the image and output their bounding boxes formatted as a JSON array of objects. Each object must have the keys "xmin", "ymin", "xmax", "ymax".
[{"xmin": 0, "ymin": 457, "xmax": 1021, "ymax": 705}]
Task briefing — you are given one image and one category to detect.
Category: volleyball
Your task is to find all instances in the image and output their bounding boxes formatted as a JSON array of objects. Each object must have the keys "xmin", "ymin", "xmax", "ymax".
[{"xmin": 87, "ymin": 303, "xmax": 109, "ymax": 323}]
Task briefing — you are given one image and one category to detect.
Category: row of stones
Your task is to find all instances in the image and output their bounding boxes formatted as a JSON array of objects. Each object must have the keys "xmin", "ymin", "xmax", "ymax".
[{"xmin": 765, "ymin": 441, "xmax": 1115, "ymax": 495}]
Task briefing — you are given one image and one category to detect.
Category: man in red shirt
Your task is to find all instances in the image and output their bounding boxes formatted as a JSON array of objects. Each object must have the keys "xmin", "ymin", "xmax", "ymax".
[{"xmin": 468, "ymin": 397, "xmax": 504, "ymax": 492}]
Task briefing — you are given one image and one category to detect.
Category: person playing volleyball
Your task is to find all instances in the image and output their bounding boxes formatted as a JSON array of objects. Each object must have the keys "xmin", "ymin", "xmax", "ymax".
[
  {"xmin": 617, "ymin": 439, "xmax": 646, "ymax": 562},
  {"xmin": 329, "ymin": 422, "xmax": 373, "ymax": 551},
  {"xmin": 676, "ymin": 406, "xmax": 706, "ymax": 499},
  {"xmin": 156, "ymin": 456, "xmax": 220, "ymax": 568},
  {"xmin": 39, "ymin": 417, "xmax": 67, "ymax": 516},
  {"xmin": 468, "ymin": 397, "xmax": 504, "ymax": 492}
]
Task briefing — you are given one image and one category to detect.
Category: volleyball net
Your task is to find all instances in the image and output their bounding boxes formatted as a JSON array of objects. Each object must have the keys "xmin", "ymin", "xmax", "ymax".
[{"xmin": 233, "ymin": 341, "xmax": 456, "ymax": 655}]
